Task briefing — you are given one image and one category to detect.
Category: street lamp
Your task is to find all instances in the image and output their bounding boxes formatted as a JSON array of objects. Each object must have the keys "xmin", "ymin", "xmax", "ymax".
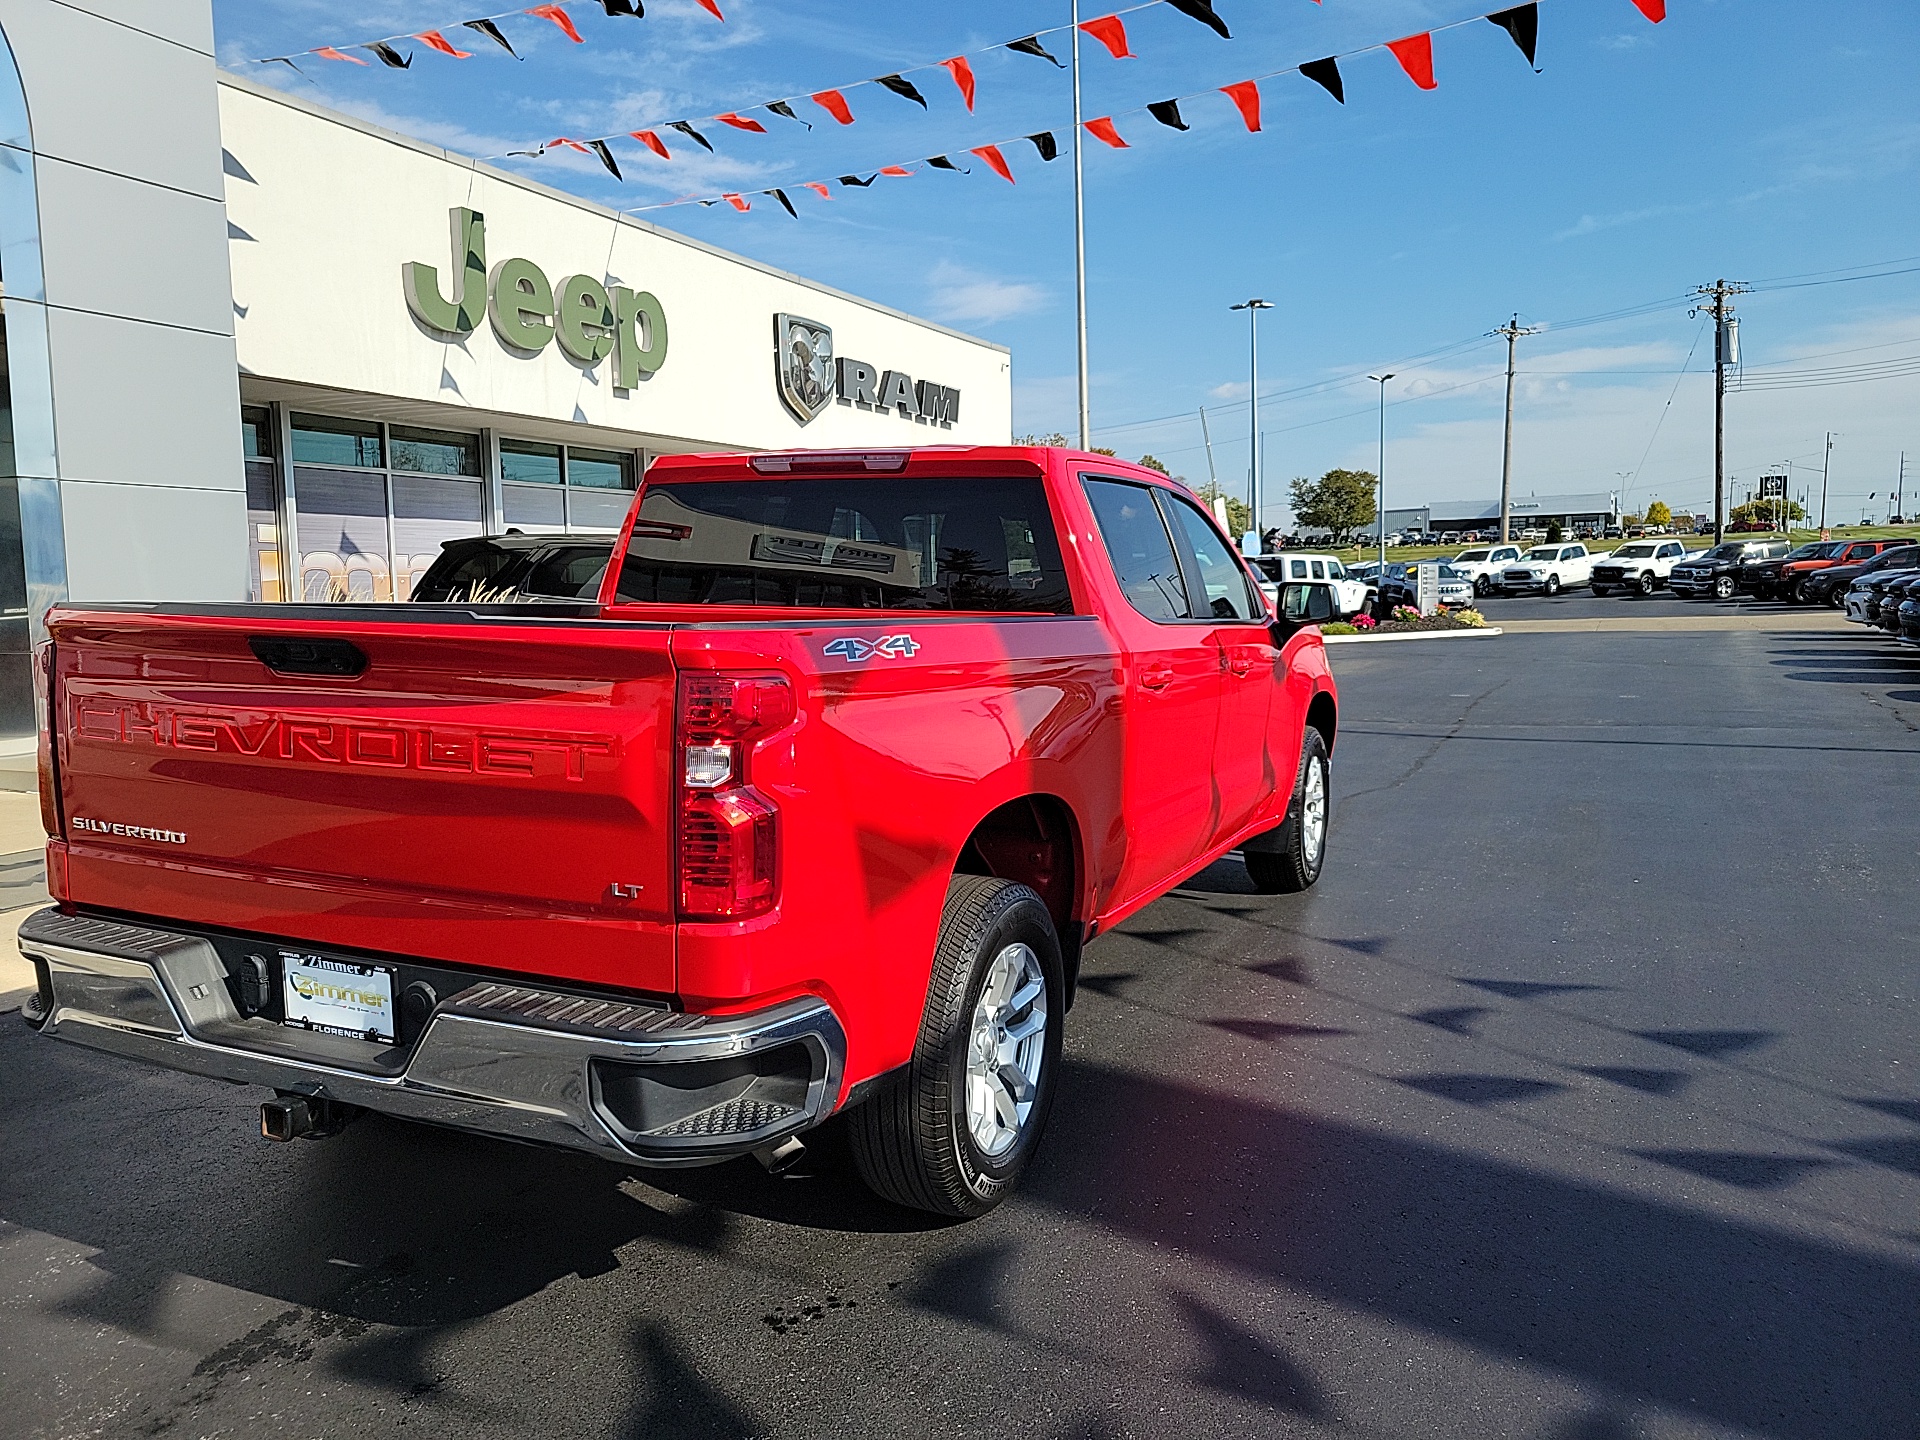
[
  {"xmin": 1231, "ymin": 298, "xmax": 1273, "ymax": 553},
  {"xmin": 1369, "ymin": 373, "xmax": 1394, "ymax": 589}
]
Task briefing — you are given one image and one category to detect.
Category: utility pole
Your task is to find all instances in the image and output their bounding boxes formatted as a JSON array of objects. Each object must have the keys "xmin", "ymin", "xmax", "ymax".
[
  {"xmin": 1898, "ymin": 451, "xmax": 1907, "ymax": 524},
  {"xmin": 1369, "ymin": 373, "xmax": 1394, "ymax": 580},
  {"xmin": 1690, "ymin": 278, "xmax": 1750, "ymax": 545},
  {"xmin": 1819, "ymin": 431, "xmax": 1834, "ymax": 534},
  {"xmin": 1490, "ymin": 315, "xmax": 1540, "ymax": 544},
  {"xmin": 1199, "ymin": 407, "xmax": 1218, "ymax": 487}
]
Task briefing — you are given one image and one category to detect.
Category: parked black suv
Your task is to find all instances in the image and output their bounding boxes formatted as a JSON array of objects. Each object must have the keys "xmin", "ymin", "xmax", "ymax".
[
  {"xmin": 1668, "ymin": 539, "xmax": 1788, "ymax": 599},
  {"xmin": 410, "ymin": 534, "xmax": 616, "ymax": 603},
  {"xmin": 1801, "ymin": 544, "xmax": 1920, "ymax": 607}
]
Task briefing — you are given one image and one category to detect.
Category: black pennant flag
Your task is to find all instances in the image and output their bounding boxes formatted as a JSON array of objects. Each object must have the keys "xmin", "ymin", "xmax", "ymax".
[
  {"xmin": 1162, "ymin": 0, "xmax": 1230, "ymax": 39},
  {"xmin": 1299, "ymin": 56, "xmax": 1345, "ymax": 104},
  {"xmin": 600, "ymin": 0, "xmax": 643, "ymax": 14},
  {"xmin": 267, "ymin": 56, "xmax": 306, "ymax": 75},
  {"xmin": 588, "ymin": 140, "xmax": 622, "ymax": 179},
  {"xmin": 1026, "ymin": 131, "xmax": 1059, "ymax": 162},
  {"xmin": 926, "ymin": 154, "xmax": 968, "ymax": 172},
  {"xmin": 767, "ymin": 188, "xmax": 798, "ymax": 217},
  {"xmin": 668, "ymin": 120, "xmax": 714, "ymax": 152},
  {"xmin": 365, "ymin": 41, "xmax": 411, "ymax": 68},
  {"xmin": 874, "ymin": 73, "xmax": 928, "ymax": 108},
  {"xmin": 1147, "ymin": 99, "xmax": 1189, "ymax": 131},
  {"xmin": 838, "ymin": 173, "xmax": 876, "ymax": 187},
  {"xmin": 1487, "ymin": 5, "xmax": 1541, "ymax": 70},
  {"xmin": 463, "ymin": 19, "xmax": 519, "ymax": 57},
  {"xmin": 1007, "ymin": 35, "xmax": 1064, "ymax": 67},
  {"xmin": 766, "ymin": 99, "xmax": 810, "ymax": 128}
]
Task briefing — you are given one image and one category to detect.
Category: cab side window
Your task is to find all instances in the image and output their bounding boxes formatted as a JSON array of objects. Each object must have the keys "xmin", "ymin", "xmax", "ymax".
[
  {"xmin": 1289, "ymin": 559, "xmax": 1308, "ymax": 580},
  {"xmin": 1163, "ymin": 493, "xmax": 1258, "ymax": 621},
  {"xmin": 1310, "ymin": 560, "xmax": 1326, "ymax": 579},
  {"xmin": 1084, "ymin": 478, "xmax": 1190, "ymax": 622}
]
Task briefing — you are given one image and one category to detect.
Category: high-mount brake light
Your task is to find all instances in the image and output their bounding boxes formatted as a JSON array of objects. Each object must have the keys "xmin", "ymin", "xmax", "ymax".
[
  {"xmin": 748, "ymin": 452, "xmax": 909, "ymax": 475},
  {"xmin": 675, "ymin": 672, "xmax": 795, "ymax": 920}
]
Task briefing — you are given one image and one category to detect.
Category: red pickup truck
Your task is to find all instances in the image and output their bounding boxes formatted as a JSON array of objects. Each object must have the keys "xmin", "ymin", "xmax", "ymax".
[{"xmin": 19, "ymin": 446, "xmax": 1337, "ymax": 1216}]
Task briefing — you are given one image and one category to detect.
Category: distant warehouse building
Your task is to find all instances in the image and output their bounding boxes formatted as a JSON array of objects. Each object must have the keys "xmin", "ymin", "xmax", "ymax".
[{"xmin": 1377, "ymin": 492, "xmax": 1622, "ymax": 537}]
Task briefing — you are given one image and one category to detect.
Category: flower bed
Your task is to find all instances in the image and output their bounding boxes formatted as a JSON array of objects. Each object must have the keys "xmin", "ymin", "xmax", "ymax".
[{"xmin": 1322, "ymin": 607, "xmax": 1486, "ymax": 636}]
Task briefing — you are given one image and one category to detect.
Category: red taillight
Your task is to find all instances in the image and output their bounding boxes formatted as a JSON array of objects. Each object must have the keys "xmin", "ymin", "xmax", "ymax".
[
  {"xmin": 675, "ymin": 671, "xmax": 793, "ymax": 920},
  {"xmin": 33, "ymin": 640, "xmax": 59, "ymax": 838}
]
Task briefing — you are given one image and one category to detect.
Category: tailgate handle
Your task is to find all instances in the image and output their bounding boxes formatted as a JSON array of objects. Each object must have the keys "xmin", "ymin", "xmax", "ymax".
[{"xmin": 249, "ymin": 636, "xmax": 368, "ymax": 678}]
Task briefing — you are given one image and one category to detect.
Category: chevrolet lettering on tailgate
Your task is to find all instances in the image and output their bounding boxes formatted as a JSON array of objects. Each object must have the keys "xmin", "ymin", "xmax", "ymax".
[{"xmin": 71, "ymin": 700, "xmax": 618, "ymax": 781}]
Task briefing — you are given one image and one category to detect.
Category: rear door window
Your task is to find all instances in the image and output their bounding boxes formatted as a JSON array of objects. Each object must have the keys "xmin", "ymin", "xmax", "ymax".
[
  {"xmin": 615, "ymin": 475, "xmax": 1073, "ymax": 612},
  {"xmin": 1162, "ymin": 492, "xmax": 1258, "ymax": 621},
  {"xmin": 1309, "ymin": 560, "xmax": 1326, "ymax": 579},
  {"xmin": 1083, "ymin": 479, "xmax": 1189, "ymax": 621}
]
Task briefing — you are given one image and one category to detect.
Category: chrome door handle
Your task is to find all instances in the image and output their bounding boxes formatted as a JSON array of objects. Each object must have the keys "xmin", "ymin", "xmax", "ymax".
[{"xmin": 1139, "ymin": 665, "xmax": 1174, "ymax": 691}]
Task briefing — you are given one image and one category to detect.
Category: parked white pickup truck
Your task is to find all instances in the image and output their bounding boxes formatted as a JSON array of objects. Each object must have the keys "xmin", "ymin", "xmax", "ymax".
[
  {"xmin": 1448, "ymin": 544, "xmax": 1529, "ymax": 597},
  {"xmin": 1497, "ymin": 543, "xmax": 1593, "ymax": 596},
  {"xmin": 1253, "ymin": 553, "xmax": 1372, "ymax": 617},
  {"xmin": 1591, "ymin": 539, "xmax": 1693, "ymax": 595}
]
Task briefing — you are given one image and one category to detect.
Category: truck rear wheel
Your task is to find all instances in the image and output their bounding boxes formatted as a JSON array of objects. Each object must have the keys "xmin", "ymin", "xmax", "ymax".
[
  {"xmin": 1245, "ymin": 729, "xmax": 1330, "ymax": 895},
  {"xmin": 1638, "ymin": 572, "xmax": 1657, "ymax": 595},
  {"xmin": 848, "ymin": 876, "xmax": 1064, "ymax": 1217}
]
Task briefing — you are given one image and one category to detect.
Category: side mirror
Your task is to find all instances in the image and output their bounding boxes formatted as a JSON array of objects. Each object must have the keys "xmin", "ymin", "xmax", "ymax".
[{"xmin": 1276, "ymin": 583, "xmax": 1337, "ymax": 635}]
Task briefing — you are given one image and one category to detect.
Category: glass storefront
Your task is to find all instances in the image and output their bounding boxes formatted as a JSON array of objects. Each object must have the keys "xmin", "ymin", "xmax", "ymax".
[{"xmin": 242, "ymin": 405, "xmax": 644, "ymax": 603}]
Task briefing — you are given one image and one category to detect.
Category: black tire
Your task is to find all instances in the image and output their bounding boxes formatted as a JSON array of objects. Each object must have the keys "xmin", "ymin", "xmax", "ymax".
[
  {"xmin": 848, "ymin": 876, "xmax": 1064, "ymax": 1218},
  {"xmin": 1713, "ymin": 575, "xmax": 1735, "ymax": 600},
  {"xmin": 1791, "ymin": 578, "xmax": 1810, "ymax": 604},
  {"xmin": 1473, "ymin": 575, "xmax": 1490, "ymax": 598},
  {"xmin": 1545, "ymin": 575, "xmax": 1562, "ymax": 596},
  {"xmin": 1592, "ymin": 586, "xmax": 1610, "ymax": 597},
  {"xmin": 1638, "ymin": 571, "xmax": 1657, "ymax": 596},
  {"xmin": 1245, "ymin": 729, "xmax": 1331, "ymax": 895}
]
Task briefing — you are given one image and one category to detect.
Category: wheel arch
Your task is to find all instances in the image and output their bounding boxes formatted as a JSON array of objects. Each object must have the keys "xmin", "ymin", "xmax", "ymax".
[
  {"xmin": 1306, "ymin": 688, "xmax": 1338, "ymax": 755},
  {"xmin": 953, "ymin": 793, "xmax": 1086, "ymax": 1005}
]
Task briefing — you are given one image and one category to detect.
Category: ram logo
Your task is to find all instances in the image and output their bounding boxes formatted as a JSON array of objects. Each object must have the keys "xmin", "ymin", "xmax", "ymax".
[{"xmin": 822, "ymin": 635, "xmax": 920, "ymax": 663}]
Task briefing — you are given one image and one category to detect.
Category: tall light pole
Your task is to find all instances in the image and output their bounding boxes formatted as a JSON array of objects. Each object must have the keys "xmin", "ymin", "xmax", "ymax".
[
  {"xmin": 1231, "ymin": 298, "xmax": 1273, "ymax": 552},
  {"xmin": 1370, "ymin": 373, "xmax": 1394, "ymax": 580},
  {"xmin": 1819, "ymin": 431, "xmax": 1834, "ymax": 534},
  {"xmin": 1070, "ymin": 0, "xmax": 1090, "ymax": 449}
]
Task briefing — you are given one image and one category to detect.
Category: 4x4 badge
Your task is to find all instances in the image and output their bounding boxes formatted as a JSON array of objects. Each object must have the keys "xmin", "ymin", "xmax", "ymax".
[{"xmin": 823, "ymin": 635, "xmax": 919, "ymax": 663}]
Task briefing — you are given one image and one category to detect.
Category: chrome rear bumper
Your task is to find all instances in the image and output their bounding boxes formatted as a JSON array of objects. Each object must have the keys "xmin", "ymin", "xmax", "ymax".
[{"xmin": 17, "ymin": 908, "xmax": 844, "ymax": 1166}]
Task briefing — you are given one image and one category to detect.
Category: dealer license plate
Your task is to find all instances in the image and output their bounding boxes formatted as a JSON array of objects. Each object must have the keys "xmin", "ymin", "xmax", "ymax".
[{"xmin": 280, "ymin": 952, "xmax": 397, "ymax": 1044}]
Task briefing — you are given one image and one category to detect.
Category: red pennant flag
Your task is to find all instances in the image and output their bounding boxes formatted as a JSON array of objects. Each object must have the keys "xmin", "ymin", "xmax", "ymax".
[
  {"xmin": 631, "ymin": 129, "xmax": 670, "ymax": 158},
  {"xmin": 548, "ymin": 136, "xmax": 591, "ymax": 152},
  {"xmin": 694, "ymin": 0, "xmax": 725, "ymax": 18},
  {"xmin": 314, "ymin": 46, "xmax": 368, "ymax": 64},
  {"xmin": 1084, "ymin": 116, "xmax": 1129, "ymax": 149},
  {"xmin": 879, "ymin": 165, "xmax": 913, "ymax": 177},
  {"xmin": 415, "ymin": 31, "xmax": 472, "ymax": 58},
  {"xmin": 1386, "ymin": 32, "xmax": 1437, "ymax": 89},
  {"xmin": 714, "ymin": 112, "xmax": 768, "ymax": 133},
  {"xmin": 939, "ymin": 56, "xmax": 976, "ymax": 112},
  {"xmin": 802, "ymin": 181, "xmax": 832, "ymax": 200},
  {"xmin": 1079, "ymin": 15, "xmax": 1134, "ymax": 59},
  {"xmin": 811, "ymin": 89, "xmax": 855, "ymax": 124},
  {"xmin": 1220, "ymin": 80, "xmax": 1261, "ymax": 132},
  {"xmin": 971, "ymin": 144, "xmax": 1015, "ymax": 184},
  {"xmin": 723, "ymin": 192, "xmax": 750, "ymax": 211},
  {"xmin": 526, "ymin": 6, "xmax": 584, "ymax": 42},
  {"xmin": 1628, "ymin": 0, "xmax": 1665, "ymax": 19}
]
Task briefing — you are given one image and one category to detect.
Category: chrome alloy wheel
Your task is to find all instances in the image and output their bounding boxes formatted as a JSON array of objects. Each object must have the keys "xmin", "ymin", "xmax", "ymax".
[
  {"xmin": 965, "ymin": 942, "xmax": 1048, "ymax": 1159},
  {"xmin": 1301, "ymin": 753, "xmax": 1328, "ymax": 864}
]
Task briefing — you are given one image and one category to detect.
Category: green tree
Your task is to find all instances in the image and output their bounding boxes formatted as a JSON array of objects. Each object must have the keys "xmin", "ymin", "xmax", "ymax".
[
  {"xmin": 1137, "ymin": 454, "xmax": 1169, "ymax": 474},
  {"xmin": 1288, "ymin": 469, "xmax": 1377, "ymax": 544},
  {"xmin": 1014, "ymin": 431, "xmax": 1070, "ymax": 446},
  {"xmin": 1546, "ymin": 521, "xmax": 1564, "ymax": 543},
  {"xmin": 1645, "ymin": 500, "xmax": 1672, "ymax": 527}
]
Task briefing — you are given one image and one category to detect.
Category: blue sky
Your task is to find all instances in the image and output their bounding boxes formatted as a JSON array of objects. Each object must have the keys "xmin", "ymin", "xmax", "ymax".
[{"xmin": 217, "ymin": 0, "xmax": 1920, "ymax": 528}]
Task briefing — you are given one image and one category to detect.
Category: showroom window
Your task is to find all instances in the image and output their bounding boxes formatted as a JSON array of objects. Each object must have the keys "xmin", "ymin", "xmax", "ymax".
[
  {"xmin": 501, "ymin": 437, "xmax": 636, "ymax": 533},
  {"xmin": 241, "ymin": 406, "xmax": 281, "ymax": 601},
  {"xmin": 289, "ymin": 412, "xmax": 483, "ymax": 602}
]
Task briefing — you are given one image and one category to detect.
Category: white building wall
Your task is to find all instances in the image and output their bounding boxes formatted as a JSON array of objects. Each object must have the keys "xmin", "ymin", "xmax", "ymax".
[
  {"xmin": 219, "ymin": 78, "xmax": 1011, "ymax": 451},
  {"xmin": 0, "ymin": 0, "xmax": 247, "ymax": 604}
]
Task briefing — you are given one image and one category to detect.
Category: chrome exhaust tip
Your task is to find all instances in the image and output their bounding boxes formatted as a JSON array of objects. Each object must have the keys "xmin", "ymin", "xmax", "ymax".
[{"xmin": 753, "ymin": 1135, "xmax": 807, "ymax": 1174}]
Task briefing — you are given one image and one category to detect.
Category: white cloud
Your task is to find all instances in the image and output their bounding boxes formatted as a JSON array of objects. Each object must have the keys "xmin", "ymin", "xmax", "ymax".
[
  {"xmin": 925, "ymin": 261, "xmax": 1047, "ymax": 325},
  {"xmin": 1209, "ymin": 380, "xmax": 1251, "ymax": 401}
]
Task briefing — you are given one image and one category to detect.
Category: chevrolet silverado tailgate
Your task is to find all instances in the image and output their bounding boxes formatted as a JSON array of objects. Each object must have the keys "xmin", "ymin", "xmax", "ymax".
[{"xmin": 47, "ymin": 606, "xmax": 677, "ymax": 994}]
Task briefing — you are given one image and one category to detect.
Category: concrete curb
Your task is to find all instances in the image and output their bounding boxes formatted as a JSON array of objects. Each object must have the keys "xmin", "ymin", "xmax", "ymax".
[{"xmin": 1322, "ymin": 627, "xmax": 1502, "ymax": 645}]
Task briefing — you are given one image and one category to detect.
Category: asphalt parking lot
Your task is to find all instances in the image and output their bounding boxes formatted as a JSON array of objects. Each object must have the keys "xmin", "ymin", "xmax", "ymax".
[{"xmin": 3, "ymin": 599, "xmax": 1917, "ymax": 1439}]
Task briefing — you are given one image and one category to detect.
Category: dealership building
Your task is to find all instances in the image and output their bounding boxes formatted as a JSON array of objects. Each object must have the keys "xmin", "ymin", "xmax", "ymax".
[
  {"xmin": 0, "ymin": 2, "xmax": 1011, "ymax": 756},
  {"xmin": 1382, "ymin": 491, "xmax": 1622, "ymax": 537}
]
